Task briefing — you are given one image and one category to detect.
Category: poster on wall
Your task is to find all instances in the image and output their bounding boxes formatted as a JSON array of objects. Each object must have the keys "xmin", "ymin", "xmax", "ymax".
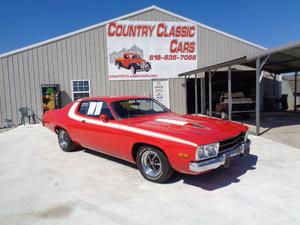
[
  {"xmin": 107, "ymin": 21, "xmax": 197, "ymax": 80},
  {"xmin": 152, "ymin": 79, "xmax": 170, "ymax": 108},
  {"xmin": 41, "ymin": 84, "xmax": 61, "ymax": 114}
]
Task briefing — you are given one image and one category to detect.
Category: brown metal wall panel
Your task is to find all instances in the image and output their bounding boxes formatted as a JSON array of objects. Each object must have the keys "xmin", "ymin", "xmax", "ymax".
[
  {"xmin": 60, "ymin": 39, "xmax": 71, "ymax": 105},
  {"xmin": 42, "ymin": 46, "xmax": 49, "ymax": 84},
  {"xmin": 51, "ymin": 43, "xmax": 59, "ymax": 83},
  {"xmin": 7, "ymin": 57, "xmax": 18, "ymax": 123},
  {"xmin": 85, "ymin": 32, "xmax": 92, "ymax": 83},
  {"xmin": 13, "ymin": 55, "xmax": 22, "ymax": 119},
  {"xmin": 23, "ymin": 52, "xmax": 32, "ymax": 109},
  {"xmin": 46, "ymin": 45, "xmax": 54, "ymax": 83},
  {"xmin": 27, "ymin": 50, "xmax": 38, "ymax": 115},
  {"xmin": 65, "ymin": 39, "xmax": 73, "ymax": 97},
  {"xmin": 75, "ymin": 35, "xmax": 82, "ymax": 80},
  {"xmin": 88, "ymin": 30, "xmax": 96, "ymax": 96},
  {"xmin": 32, "ymin": 48, "xmax": 42, "ymax": 116},
  {"xmin": 37, "ymin": 47, "xmax": 45, "ymax": 85},
  {"xmin": 2, "ymin": 58, "xmax": 12, "ymax": 123},
  {"xmin": 0, "ymin": 62, "xmax": 4, "ymax": 126}
]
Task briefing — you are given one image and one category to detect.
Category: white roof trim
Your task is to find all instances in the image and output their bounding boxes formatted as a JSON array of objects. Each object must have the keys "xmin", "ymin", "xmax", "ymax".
[{"xmin": 0, "ymin": 5, "xmax": 265, "ymax": 58}]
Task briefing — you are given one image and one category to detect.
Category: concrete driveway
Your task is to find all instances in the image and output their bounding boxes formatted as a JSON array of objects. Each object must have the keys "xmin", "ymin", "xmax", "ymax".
[
  {"xmin": 237, "ymin": 112, "xmax": 300, "ymax": 149},
  {"xmin": 0, "ymin": 125, "xmax": 300, "ymax": 225}
]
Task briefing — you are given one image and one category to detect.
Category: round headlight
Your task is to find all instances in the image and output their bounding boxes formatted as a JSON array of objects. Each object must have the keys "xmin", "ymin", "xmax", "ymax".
[
  {"xmin": 205, "ymin": 144, "xmax": 218, "ymax": 157},
  {"xmin": 196, "ymin": 143, "xmax": 219, "ymax": 160},
  {"xmin": 197, "ymin": 146, "xmax": 204, "ymax": 159}
]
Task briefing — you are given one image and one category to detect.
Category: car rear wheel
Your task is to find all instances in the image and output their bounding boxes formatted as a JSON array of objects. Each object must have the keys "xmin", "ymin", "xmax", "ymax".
[
  {"xmin": 116, "ymin": 63, "xmax": 121, "ymax": 69},
  {"xmin": 130, "ymin": 65, "xmax": 136, "ymax": 74},
  {"xmin": 136, "ymin": 146, "xmax": 173, "ymax": 183},
  {"xmin": 57, "ymin": 129, "xmax": 77, "ymax": 152}
]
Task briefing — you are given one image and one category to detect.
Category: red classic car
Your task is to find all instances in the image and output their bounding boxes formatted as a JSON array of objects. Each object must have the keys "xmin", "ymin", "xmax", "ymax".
[
  {"xmin": 43, "ymin": 96, "xmax": 250, "ymax": 183},
  {"xmin": 115, "ymin": 53, "xmax": 151, "ymax": 74}
]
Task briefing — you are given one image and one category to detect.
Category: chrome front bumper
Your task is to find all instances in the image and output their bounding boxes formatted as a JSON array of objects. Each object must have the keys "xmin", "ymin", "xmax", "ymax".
[{"xmin": 189, "ymin": 140, "xmax": 251, "ymax": 173}]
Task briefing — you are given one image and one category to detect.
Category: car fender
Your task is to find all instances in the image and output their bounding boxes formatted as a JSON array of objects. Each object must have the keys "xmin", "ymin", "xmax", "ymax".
[{"xmin": 118, "ymin": 130, "xmax": 196, "ymax": 173}]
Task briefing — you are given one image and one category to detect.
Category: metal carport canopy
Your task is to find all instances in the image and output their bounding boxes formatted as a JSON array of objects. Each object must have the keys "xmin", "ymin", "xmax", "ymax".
[{"xmin": 178, "ymin": 41, "xmax": 300, "ymax": 135}]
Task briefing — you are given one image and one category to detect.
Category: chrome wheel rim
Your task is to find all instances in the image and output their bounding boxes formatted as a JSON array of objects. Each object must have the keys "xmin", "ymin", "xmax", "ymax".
[
  {"xmin": 141, "ymin": 149, "xmax": 162, "ymax": 178},
  {"xmin": 58, "ymin": 131, "xmax": 68, "ymax": 148}
]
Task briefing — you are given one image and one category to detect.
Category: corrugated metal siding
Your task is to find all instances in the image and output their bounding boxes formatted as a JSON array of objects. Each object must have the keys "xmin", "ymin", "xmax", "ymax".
[
  {"xmin": 0, "ymin": 62, "xmax": 4, "ymax": 124},
  {"xmin": 0, "ymin": 8, "xmax": 263, "ymax": 126},
  {"xmin": 198, "ymin": 27, "xmax": 262, "ymax": 67}
]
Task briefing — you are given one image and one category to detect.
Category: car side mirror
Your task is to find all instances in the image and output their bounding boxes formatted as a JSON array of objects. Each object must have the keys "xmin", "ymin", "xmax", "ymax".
[{"xmin": 100, "ymin": 114, "xmax": 108, "ymax": 122}]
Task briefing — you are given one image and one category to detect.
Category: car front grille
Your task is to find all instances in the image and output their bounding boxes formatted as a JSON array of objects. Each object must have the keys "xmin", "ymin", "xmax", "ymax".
[{"xmin": 218, "ymin": 132, "xmax": 245, "ymax": 155}]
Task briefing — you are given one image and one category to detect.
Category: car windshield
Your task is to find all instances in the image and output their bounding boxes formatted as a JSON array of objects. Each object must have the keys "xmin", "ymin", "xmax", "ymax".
[{"xmin": 111, "ymin": 98, "xmax": 170, "ymax": 119}]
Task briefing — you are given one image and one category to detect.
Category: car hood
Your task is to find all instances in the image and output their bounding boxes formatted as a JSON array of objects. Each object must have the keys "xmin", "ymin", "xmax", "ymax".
[{"xmin": 127, "ymin": 113, "xmax": 248, "ymax": 146}]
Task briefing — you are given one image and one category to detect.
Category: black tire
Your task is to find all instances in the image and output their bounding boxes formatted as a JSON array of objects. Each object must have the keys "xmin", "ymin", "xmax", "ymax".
[
  {"xmin": 136, "ymin": 146, "xmax": 173, "ymax": 183},
  {"xmin": 57, "ymin": 129, "xmax": 77, "ymax": 152},
  {"xmin": 116, "ymin": 62, "xmax": 121, "ymax": 69}
]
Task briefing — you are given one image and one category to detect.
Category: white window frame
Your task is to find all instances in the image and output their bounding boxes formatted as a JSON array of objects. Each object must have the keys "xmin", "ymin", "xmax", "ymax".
[{"xmin": 71, "ymin": 80, "xmax": 91, "ymax": 101}]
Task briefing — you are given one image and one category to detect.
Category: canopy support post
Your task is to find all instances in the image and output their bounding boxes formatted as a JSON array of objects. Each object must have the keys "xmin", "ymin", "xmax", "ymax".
[
  {"xmin": 209, "ymin": 71, "xmax": 212, "ymax": 117},
  {"xmin": 295, "ymin": 71, "xmax": 298, "ymax": 112},
  {"xmin": 201, "ymin": 76, "xmax": 205, "ymax": 114},
  {"xmin": 184, "ymin": 75, "xmax": 187, "ymax": 114},
  {"xmin": 195, "ymin": 73, "xmax": 198, "ymax": 116},
  {"xmin": 273, "ymin": 74, "xmax": 277, "ymax": 96},
  {"xmin": 228, "ymin": 66, "xmax": 232, "ymax": 121},
  {"xmin": 256, "ymin": 58, "xmax": 261, "ymax": 135}
]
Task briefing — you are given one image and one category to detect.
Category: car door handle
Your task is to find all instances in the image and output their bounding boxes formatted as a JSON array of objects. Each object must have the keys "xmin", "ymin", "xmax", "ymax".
[{"xmin": 81, "ymin": 120, "xmax": 86, "ymax": 123}]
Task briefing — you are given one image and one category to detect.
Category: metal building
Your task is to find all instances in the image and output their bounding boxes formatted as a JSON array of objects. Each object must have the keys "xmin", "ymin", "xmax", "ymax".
[{"xmin": 0, "ymin": 5, "xmax": 265, "ymax": 126}]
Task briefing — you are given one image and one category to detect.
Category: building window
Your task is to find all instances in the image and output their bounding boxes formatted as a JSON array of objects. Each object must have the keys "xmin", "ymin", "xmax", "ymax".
[{"xmin": 72, "ymin": 80, "xmax": 90, "ymax": 101}]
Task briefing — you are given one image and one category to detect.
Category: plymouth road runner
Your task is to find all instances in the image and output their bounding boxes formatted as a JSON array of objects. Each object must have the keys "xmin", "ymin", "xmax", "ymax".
[{"xmin": 43, "ymin": 96, "xmax": 251, "ymax": 183}]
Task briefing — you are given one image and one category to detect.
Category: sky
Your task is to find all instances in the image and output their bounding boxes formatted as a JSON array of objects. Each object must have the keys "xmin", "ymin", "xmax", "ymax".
[{"xmin": 0, "ymin": 0, "xmax": 299, "ymax": 54}]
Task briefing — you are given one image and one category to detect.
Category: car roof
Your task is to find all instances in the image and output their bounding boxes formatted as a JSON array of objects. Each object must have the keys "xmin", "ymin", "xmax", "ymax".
[{"xmin": 76, "ymin": 96, "xmax": 152, "ymax": 103}]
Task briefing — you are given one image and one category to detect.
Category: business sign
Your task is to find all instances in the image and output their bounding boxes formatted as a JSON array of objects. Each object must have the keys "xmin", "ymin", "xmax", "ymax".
[
  {"xmin": 152, "ymin": 79, "xmax": 170, "ymax": 108},
  {"xmin": 107, "ymin": 21, "xmax": 197, "ymax": 80}
]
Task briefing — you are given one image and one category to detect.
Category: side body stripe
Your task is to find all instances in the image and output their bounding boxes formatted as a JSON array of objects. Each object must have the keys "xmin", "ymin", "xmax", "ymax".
[{"xmin": 68, "ymin": 102, "xmax": 197, "ymax": 147}]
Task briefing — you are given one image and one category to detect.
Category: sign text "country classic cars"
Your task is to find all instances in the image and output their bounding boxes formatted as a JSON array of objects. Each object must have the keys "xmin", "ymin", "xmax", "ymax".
[{"xmin": 107, "ymin": 22, "xmax": 196, "ymax": 53}]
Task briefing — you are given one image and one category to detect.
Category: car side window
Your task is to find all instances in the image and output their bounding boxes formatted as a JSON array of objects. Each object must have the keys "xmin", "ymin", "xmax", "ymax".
[
  {"xmin": 78, "ymin": 101, "xmax": 114, "ymax": 120},
  {"xmin": 78, "ymin": 102, "xmax": 89, "ymax": 115},
  {"xmin": 101, "ymin": 102, "xmax": 115, "ymax": 120}
]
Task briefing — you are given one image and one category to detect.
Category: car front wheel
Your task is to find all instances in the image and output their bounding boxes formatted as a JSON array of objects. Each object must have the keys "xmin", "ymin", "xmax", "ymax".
[
  {"xmin": 57, "ymin": 129, "xmax": 77, "ymax": 152},
  {"xmin": 136, "ymin": 146, "xmax": 173, "ymax": 183}
]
